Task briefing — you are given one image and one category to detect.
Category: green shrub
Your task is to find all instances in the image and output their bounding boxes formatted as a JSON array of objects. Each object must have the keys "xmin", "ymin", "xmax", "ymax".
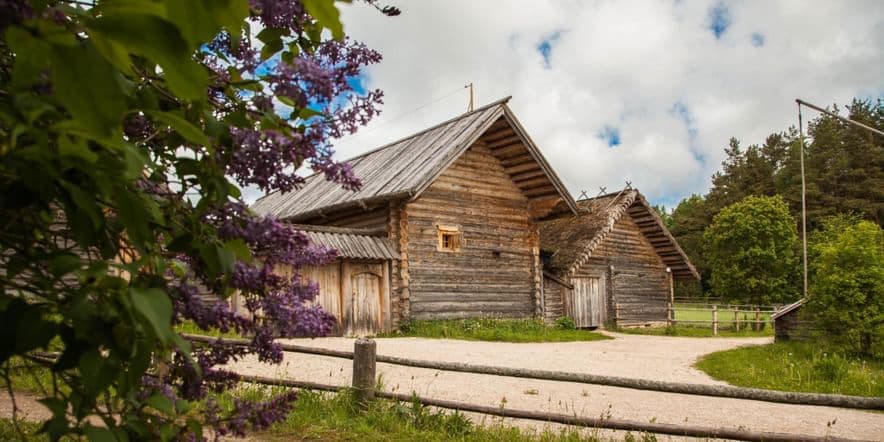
[
  {"xmin": 554, "ymin": 316, "xmax": 576, "ymax": 330},
  {"xmin": 805, "ymin": 219, "xmax": 884, "ymax": 358}
]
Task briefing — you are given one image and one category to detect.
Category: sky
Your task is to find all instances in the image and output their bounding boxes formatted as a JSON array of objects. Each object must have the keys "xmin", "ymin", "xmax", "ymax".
[{"xmin": 248, "ymin": 1, "xmax": 884, "ymax": 208}]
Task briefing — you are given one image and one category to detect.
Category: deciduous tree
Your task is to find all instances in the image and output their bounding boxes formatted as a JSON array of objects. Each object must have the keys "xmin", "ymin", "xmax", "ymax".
[{"xmin": 703, "ymin": 195, "xmax": 799, "ymax": 305}]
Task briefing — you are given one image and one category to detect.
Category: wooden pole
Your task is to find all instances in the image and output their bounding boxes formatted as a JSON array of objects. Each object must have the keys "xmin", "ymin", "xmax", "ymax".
[
  {"xmin": 352, "ymin": 338, "xmax": 377, "ymax": 406},
  {"xmin": 666, "ymin": 302, "xmax": 672, "ymax": 327},
  {"xmin": 734, "ymin": 309, "xmax": 739, "ymax": 332},
  {"xmin": 712, "ymin": 306, "xmax": 718, "ymax": 336},
  {"xmin": 755, "ymin": 307, "xmax": 761, "ymax": 332}
]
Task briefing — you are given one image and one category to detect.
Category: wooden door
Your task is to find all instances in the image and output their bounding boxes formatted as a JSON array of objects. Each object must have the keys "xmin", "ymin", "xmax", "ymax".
[
  {"xmin": 348, "ymin": 270, "xmax": 382, "ymax": 336},
  {"xmin": 571, "ymin": 277, "xmax": 605, "ymax": 328}
]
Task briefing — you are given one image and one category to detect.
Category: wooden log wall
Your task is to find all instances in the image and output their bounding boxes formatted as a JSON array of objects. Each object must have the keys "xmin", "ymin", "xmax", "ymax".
[
  {"xmin": 576, "ymin": 213, "xmax": 670, "ymax": 324},
  {"xmin": 387, "ymin": 202, "xmax": 406, "ymax": 326},
  {"xmin": 542, "ymin": 276, "xmax": 566, "ymax": 321},
  {"xmin": 406, "ymin": 143, "xmax": 537, "ymax": 320}
]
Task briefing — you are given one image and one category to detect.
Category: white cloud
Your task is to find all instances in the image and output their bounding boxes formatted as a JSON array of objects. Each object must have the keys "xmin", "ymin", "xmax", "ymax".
[{"xmin": 267, "ymin": 0, "xmax": 883, "ymax": 207}]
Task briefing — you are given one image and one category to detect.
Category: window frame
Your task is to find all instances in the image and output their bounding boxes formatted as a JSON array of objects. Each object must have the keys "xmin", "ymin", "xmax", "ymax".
[{"xmin": 436, "ymin": 224, "xmax": 462, "ymax": 253}]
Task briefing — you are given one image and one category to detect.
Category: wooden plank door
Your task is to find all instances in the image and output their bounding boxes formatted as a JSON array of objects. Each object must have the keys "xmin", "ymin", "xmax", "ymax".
[
  {"xmin": 571, "ymin": 277, "xmax": 604, "ymax": 328},
  {"xmin": 348, "ymin": 269, "xmax": 382, "ymax": 336}
]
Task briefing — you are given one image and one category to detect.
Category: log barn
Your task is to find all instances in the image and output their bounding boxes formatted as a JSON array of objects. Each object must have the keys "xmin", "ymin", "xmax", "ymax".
[
  {"xmin": 539, "ymin": 189, "xmax": 700, "ymax": 328},
  {"xmin": 252, "ymin": 97, "xmax": 579, "ymax": 334}
]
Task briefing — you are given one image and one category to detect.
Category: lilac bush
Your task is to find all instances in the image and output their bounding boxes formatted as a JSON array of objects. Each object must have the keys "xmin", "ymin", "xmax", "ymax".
[{"xmin": 0, "ymin": 0, "xmax": 396, "ymax": 439}]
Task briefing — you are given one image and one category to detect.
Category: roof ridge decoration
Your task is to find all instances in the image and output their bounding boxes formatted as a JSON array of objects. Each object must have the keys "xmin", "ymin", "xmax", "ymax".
[{"xmin": 566, "ymin": 190, "xmax": 638, "ymax": 276}]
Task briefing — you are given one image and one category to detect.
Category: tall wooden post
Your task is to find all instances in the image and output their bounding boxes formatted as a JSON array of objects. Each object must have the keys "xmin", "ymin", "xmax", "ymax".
[
  {"xmin": 754, "ymin": 307, "xmax": 761, "ymax": 332},
  {"xmin": 352, "ymin": 338, "xmax": 377, "ymax": 407},
  {"xmin": 733, "ymin": 309, "xmax": 739, "ymax": 332},
  {"xmin": 666, "ymin": 302, "xmax": 672, "ymax": 327},
  {"xmin": 712, "ymin": 306, "xmax": 718, "ymax": 336}
]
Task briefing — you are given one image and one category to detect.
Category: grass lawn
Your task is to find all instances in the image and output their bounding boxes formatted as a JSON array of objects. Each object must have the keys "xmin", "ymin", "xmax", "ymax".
[
  {"xmin": 673, "ymin": 303, "xmax": 773, "ymax": 327},
  {"xmin": 616, "ymin": 304, "xmax": 774, "ymax": 338},
  {"xmin": 696, "ymin": 341, "xmax": 883, "ymax": 397},
  {"xmin": 215, "ymin": 384, "xmax": 648, "ymax": 441},
  {"xmin": 0, "ymin": 386, "xmax": 656, "ymax": 442},
  {"xmin": 379, "ymin": 318, "xmax": 611, "ymax": 343},
  {"xmin": 615, "ymin": 324, "xmax": 773, "ymax": 338}
]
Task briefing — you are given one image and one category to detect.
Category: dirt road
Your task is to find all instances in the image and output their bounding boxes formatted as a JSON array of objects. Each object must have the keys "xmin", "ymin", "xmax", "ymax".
[{"xmin": 228, "ymin": 332, "xmax": 884, "ymax": 441}]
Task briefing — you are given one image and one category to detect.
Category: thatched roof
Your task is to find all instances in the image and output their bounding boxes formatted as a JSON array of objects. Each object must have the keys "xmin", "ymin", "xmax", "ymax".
[
  {"xmin": 252, "ymin": 97, "xmax": 578, "ymax": 221},
  {"xmin": 540, "ymin": 189, "xmax": 700, "ymax": 281}
]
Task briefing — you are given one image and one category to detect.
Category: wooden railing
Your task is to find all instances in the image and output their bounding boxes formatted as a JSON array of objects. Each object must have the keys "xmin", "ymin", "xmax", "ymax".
[
  {"xmin": 614, "ymin": 303, "xmax": 777, "ymax": 335},
  {"xmin": 34, "ymin": 336, "xmax": 880, "ymax": 441}
]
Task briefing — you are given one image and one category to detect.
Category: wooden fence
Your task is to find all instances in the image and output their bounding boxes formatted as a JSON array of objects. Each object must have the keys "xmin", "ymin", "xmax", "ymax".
[
  {"xmin": 178, "ymin": 334, "xmax": 880, "ymax": 442},
  {"xmin": 615, "ymin": 303, "xmax": 777, "ymax": 335}
]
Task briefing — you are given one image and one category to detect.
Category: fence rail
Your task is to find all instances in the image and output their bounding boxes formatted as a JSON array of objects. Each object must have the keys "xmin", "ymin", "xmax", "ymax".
[
  {"xmin": 237, "ymin": 373, "xmax": 860, "ymax": 442},
  {"xmin": 181, "ymin": 334, "xmax": 884, "ymax": 410},
  {"xmin": 32, "ymin": 336, "xmax": 881, "ymax": 442},
  {"xmin": 615, "ymin": 303, "xmax": 778, "ymax": 335}
]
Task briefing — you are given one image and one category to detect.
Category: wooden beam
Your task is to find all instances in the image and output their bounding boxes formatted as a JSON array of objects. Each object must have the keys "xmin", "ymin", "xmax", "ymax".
[
  {"xmin": 510, "ymin": 169, "xmax": 546, "ymax": 182},
  {"xmin": 487, "ymin": 135, "xmax": 522, "ymax": 149},
  {"xmin": 524, "ymin": 186, "xmax": 558, "ymax": 197},
  {"xmin": 491, "ymin": 144, "xmax": 527, "ymax": 158},
  {"xmin": 516, "ymin": 176, "xmax": 553, "ymax": 189},
  {"xmin": 501, "ymin": 153, "xmax": 535, "ymax": 167},
  {"xmin": 481, "ymin": 126, "xmax": 512, "ymax": 142},
  {"xmin": 504, "ymin": 161, "xmax": 541, "ymax": 174}
]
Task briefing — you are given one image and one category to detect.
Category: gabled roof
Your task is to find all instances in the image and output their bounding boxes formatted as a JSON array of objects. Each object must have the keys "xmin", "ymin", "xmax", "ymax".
[
  {"xmin": 539, "ymin": 189, "xmax": 700, "ymax": 281},
  {"xmin": 292, "ymin": 224, "xmax": 399, "ymax": 260},
  {"xmin": 771, "ymin": 298, "xmax": 804, "ymax": 320},
  {"xmin": 252, "ymin": 97, "xmax": 578, "ymax": 221}
]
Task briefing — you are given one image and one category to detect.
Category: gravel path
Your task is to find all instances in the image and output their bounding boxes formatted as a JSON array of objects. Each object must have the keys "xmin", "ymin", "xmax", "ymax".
[{"xmin": 228, "ymin": 333, "xmax": 884, "ymax": 441}]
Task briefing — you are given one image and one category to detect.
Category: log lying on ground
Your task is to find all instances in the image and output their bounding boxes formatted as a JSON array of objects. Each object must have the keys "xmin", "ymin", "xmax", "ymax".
[
  {"xmin": 237, "ymin": 374, "xmax": 868, "ymax": 442},
  {"xmin": 183, "ymin": 334, "xmax": 884, "ymax": 410}
]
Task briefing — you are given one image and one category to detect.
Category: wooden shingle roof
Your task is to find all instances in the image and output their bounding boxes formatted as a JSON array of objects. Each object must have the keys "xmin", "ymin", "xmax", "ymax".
[
  {"xmin": 292, "ymin": 224, "xmax": 399, "ymax": 260},
  {"xmin": 540, "ymin": 189, "xmax": 700, "ymax": 281},
  {"xmin": 252, "ymin": 97, "xmax": 578, "ymax": 221}
]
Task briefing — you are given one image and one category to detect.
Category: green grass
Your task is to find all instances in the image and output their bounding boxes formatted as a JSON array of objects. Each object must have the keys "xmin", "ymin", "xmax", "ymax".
[
  {"xmin": 615, "ymin": 324, "xmax": 773, "ymax": 338},
  {"xmin": 696, "ymin": 341, "xmax": 884, "ymax": 397},
  {"xmin": 1, "ymin": 357, "xmax": 59, "ymax": 397},
  {"xmin": 174, "ymin": 320, "xmax": 248, "ymax": 339},
  {"xmin": 379, "ymin": 318, "xmax": 612, "ymax": 343},
  {"xmin": 673, "ymin": 303, "xmax": 773, "ymax": 325},
  {"xmin": 0, "ymin": 418, "xmax": 46, "ymax": 441},
  {"xmin": 0, "ymin": 385, "xmax": 660, "ymax": 442},
  {"xmin": 616, "ymin": 304, "xmax": 774, "ymax": 338},
  {"xmin": 214, "ymin": 385, "xmax": 655, "ymax": 442}
]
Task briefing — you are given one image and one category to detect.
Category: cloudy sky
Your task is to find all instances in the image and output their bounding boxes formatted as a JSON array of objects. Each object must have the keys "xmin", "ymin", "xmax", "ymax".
[{"xmin": 271, "ymin": 1, "xmax": 884, "ymax": 208}]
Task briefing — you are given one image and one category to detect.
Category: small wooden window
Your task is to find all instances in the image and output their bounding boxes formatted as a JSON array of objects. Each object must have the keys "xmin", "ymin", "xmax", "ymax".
[{"xmin": 437, "ymin": 225, "xmax": 461, "ymax": 252}]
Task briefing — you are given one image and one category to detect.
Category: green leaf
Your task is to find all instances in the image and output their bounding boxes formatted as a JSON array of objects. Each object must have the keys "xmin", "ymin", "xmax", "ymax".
[
  {"xmin": 91, "ymin": 33, "xmax": 134, "ymax": 75},
  {"xmin": 50, "ymin": 254, "xmax": 82, "ymax": 277},
  {"xmin": 115, "ymin": 189, "xmax": 151, "ymax": 247},
  {"xmin": 79, "ymin": 349, "xmax": 115, "ymax": 395},
  {"xmin": 59, "ymin": 135, "xmax": 99, "ymax": 164},
  {"xmin": 148, "ymin": 111, "xmax": 210, "ymax": 146},
  {"xmin": 50, "ymin": 43, "xmax": 127, "ymax": 140},
  {"xmin": 84, "ymin": 424, "xmax": 118, "ymax": 442},
  {"xmin": 129, "ymin": 288, "xmax": 174, "ymax": 343},
  {"xmin": 224, "ymin": 239, "xmax": 252, "ymax": 262},
  {"xmin": 146, "ymin": 394, "xmax": 175, "ymax": 415},
  {"xmin": 302, "ymin": 0, "xmax": 345, "ymax": 40},
  {"xmin": 5, "ymin": 27, "xmax": 51, "ymax": 89},
  {"xmin": 89, "ymin": 14, "xmax": 209, "ymax": 102}
]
